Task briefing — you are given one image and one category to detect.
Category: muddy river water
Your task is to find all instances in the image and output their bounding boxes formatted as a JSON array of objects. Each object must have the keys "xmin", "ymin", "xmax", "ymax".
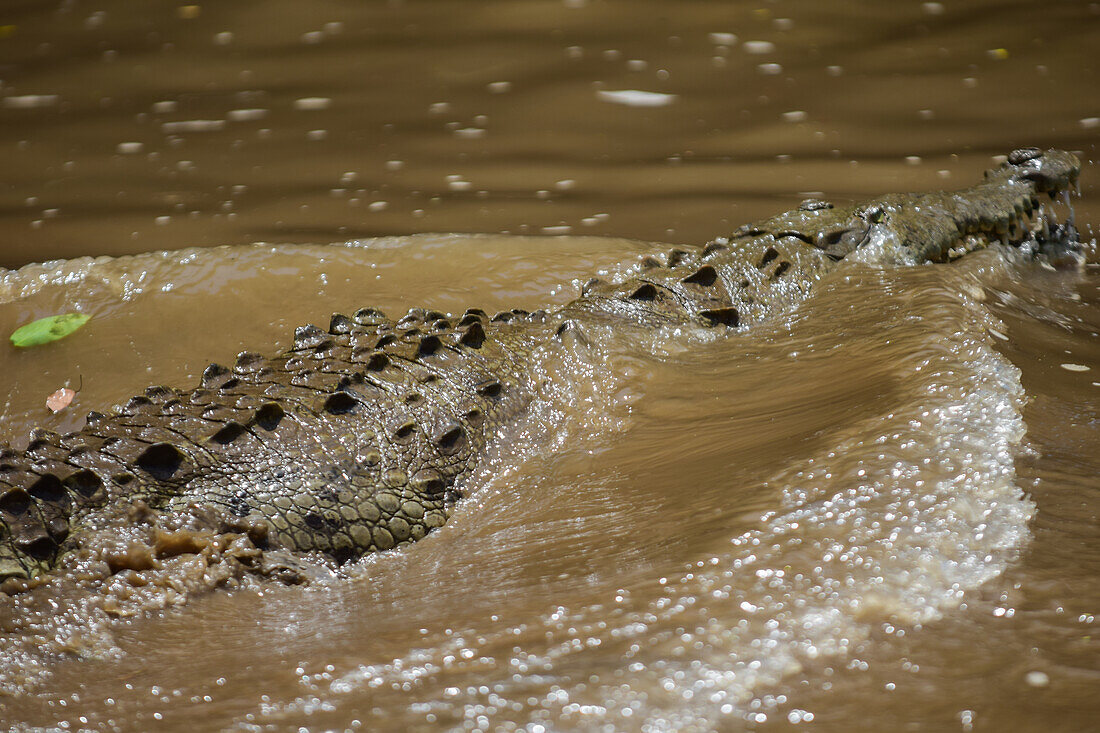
[{"xmin": 1, "ymin": 1, "xmax": 1099, "ymax": 731}]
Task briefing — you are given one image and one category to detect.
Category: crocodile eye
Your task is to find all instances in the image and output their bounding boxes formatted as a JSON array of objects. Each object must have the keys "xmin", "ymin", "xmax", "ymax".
[{"xmin": 864, "ymin": 206, "xmax": 886, "ymax": 224}]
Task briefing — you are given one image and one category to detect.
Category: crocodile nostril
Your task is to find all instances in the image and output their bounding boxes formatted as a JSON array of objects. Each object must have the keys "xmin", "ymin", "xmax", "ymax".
[
  {"xmin": 799, "ymin": 198, "xmax": 833, "ymax": 212},
  {"xmin": 1008, "ymin": 147, "xmax": 1042, "ymax": 165}
]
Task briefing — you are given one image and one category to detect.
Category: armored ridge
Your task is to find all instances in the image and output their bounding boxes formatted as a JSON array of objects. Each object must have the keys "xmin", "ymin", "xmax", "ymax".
[{"xmin": 0, "ymin": 148, "xmax": 1082, "ymax": 584}]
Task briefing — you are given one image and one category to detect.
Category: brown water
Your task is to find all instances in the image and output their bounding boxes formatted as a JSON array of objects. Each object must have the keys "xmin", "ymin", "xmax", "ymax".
[{"xmin": 1, "ymin": 0, "xmax": 1099, "ymax": 731}]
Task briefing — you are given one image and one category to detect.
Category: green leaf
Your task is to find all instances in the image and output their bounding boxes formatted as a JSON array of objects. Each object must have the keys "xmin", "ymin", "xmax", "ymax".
[{"xmin": 10, "ymin": 313, "xmax": 90, "ymax": 348}]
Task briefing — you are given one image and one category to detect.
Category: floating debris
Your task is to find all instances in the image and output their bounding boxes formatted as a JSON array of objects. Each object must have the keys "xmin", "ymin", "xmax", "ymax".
[
  {"xmin": 46, "ymin": 387, "xmax": 76, "ymax": 413},
  {"xmin": 10, "ymin": 313, "xmax": 90, "ymax": 348}
]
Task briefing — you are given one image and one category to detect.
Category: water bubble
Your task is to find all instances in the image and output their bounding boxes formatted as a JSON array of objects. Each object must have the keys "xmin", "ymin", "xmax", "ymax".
[
  {"xmin": 227, "ymin": 108, "xmax": 268, "ymax": 121},
  {"xmin": 743, "ymin": 41, "xmax": 776, "ymax": 54},
  {"xmin": 1025, "ymin": 671, "xmax": 1050, "ymax": 687},
  {"xmin": 161, "ymin": 119, "xmax": 225, "ymax": 133},
  {"xmin": 454, "ymin": 128, "xmax": 486, "ymax": 139},
  {"xmin": 596, "ymin": 89, "xmax": 677, "ymax": 107},
  {"xmin": 3, "ymin": 94, "xmax": 59, "ymax": 109},
  {"xmin": 294, "ymin": 97, "xmax": 332, "ymax": 111},
  {"xmin": 708, "ymin": 33, "xmax": 738, "ymax": 45}
]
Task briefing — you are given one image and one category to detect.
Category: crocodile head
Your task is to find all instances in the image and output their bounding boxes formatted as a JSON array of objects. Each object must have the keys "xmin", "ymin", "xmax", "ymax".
[{"xmin": 737, "ymin": 148, "xmax": 1082, "ymax": 264}]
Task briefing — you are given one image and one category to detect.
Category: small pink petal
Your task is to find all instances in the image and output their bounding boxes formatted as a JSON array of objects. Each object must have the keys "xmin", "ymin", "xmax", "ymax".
[{"xmin": 46, "ymin": 387, "xmax": 76, "ymax": 413}]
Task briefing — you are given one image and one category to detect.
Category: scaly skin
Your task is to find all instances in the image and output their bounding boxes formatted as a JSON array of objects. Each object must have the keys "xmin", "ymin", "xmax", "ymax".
[{"xmin": 0, "ymin": 148, "xmax": 1082, "ymax": 583}]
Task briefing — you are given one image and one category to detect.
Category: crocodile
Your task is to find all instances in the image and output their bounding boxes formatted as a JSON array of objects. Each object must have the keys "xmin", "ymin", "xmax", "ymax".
[{"xmin": 0, "ymin": 147, "xmax": 1083, "ymax": 585}]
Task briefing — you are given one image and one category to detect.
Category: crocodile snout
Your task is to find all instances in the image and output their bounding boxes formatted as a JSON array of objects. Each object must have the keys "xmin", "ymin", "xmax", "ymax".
[{"xmin": 1007, "ymin": 148, "xmax": 1080, "ymax": 193}]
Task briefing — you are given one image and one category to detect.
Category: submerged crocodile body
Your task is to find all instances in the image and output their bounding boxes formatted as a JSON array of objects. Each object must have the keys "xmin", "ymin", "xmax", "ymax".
[{"xmin": 0, "ymin": 148, "xmax": 1082, "ymax": 583}]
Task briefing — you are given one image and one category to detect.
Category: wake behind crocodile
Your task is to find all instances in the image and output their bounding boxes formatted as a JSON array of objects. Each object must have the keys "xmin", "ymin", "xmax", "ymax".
[{"xmin": 0, "ymin": 151, "xmax": 1088, "ymax": 726}]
